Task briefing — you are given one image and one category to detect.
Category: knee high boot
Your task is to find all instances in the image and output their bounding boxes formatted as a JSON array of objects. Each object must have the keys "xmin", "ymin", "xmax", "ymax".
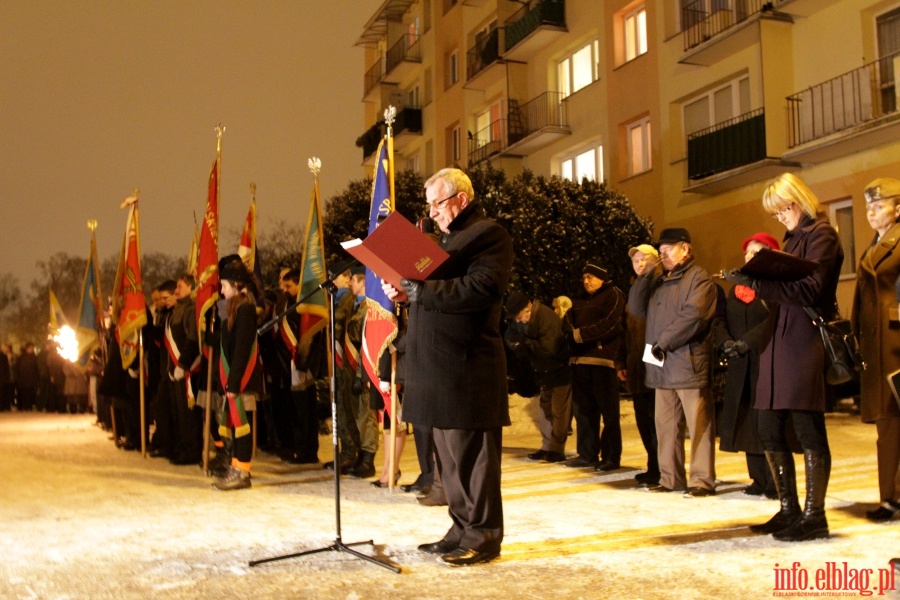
[
  {"xmin": 750, "ymin": 451, "xmax": 802, "ymax": 534},
  {"xmin": 774, "ymin": 450, "xmax": 830, "ymax": 541}
]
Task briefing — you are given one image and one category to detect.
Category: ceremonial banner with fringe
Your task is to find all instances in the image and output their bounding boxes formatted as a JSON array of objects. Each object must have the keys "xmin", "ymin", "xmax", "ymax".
[
  {"xmin": 76, "ymin": 231, "xmax": 103, "ymax": 367},
  {"xmin": 112, "ymin": 200, "xmax": 147, "ymax": 370},
  {"xmin": 48, "ymin": 289, "xmax": 68, "ymax": 336},
  {"xmin": 296, "ymin": 178, "xmax": 328, "ymax": 362},
  {"xmin": 362, "ymin": 138, "xmax": 398, "ymax": 410},
  {"xmin": 196, "ymin": 159, "xmax": 219, "ymax": 350},
  {"xmin": 237, "ymin": 196, "xmax": 265, "ymax": 306},
  {"xmin": 187, "ymin": 222, "xmax": 200, "ymax": 279}
]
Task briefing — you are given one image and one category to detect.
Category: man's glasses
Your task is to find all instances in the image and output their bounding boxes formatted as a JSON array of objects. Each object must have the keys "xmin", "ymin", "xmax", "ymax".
[{"xmin": 426, "ymin": 192, "xmax": 458, "ymax": 210}]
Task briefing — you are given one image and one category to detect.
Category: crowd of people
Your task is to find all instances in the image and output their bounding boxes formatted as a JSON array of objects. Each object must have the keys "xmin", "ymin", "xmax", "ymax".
[{"xmin": 3, "ymin": 170, "xmax": 899, "ymax": 566}]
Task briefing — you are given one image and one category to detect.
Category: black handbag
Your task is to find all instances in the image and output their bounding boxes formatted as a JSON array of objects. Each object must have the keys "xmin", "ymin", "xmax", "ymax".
[{"xmin": 803, "ymin": 307, "xmax": 866, "ymax": 385}]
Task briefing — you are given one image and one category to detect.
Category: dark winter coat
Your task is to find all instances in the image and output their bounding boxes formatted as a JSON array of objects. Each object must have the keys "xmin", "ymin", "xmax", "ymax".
[
  {"xmin": 505, "ymin": 300, "xmax": 570, "ymax": 388},
  {"xmin": 852, "ymin": 222, "xmax": 900, "ymax": 423},
  {"xmin": 0, "ymin": 351, "xmax": 9, "ymax": 387},
  {"xmin": 713, "ymin": 286, "xmax": 773, "ymax": 453},
  {"xmin": 565, "ymin": 283, "xmax": 626, "ymax": 369},
  {"xmin": 14, "ymin": 351, "xmax": 39, "ymax": 389},
  {"xmin": 628, "ymin": 256, "xmax": 717, "ymax": 389},
  {"xmin": 166, "ymin": 296, "xmax": 199, "ymax": 375},
  {"xmin": 403, "ymin": 202, "xmax": 514, "ymax": 429},
  {"xmin": 754, "ymin": 214, "xmax": 843, "ymax": 412},
  {"xmin": 219, "ymin": 302, "xmax": 264, "ymax": 397}
]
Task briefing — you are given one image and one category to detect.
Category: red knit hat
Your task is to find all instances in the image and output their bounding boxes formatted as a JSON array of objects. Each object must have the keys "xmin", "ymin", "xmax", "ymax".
[{"xmin": 742, "ymin": 232, "xmax": 780, "ymax": 253}]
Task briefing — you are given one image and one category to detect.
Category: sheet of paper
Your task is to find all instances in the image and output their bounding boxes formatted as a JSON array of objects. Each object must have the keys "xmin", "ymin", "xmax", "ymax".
[{"xmin": 643, "ymin": 343, "xmax": 664, "ymax": 367}]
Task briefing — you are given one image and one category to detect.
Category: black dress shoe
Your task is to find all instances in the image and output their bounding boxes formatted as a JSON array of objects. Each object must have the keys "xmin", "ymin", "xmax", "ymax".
[
  {"xmin": 683, "ymin": 486, "xmax": 716, "ymax": 498},
  {"xmin": 440, "ymin": 547, "xmax": 500, "ymax": 567},
  {"xmin": 634, "ymin": 471, "xmax": 660, "ymax": 486},
  {"xmin": 527, "ymin": 450, "xmax": 548, "ymax": 461},
  {"xmin": 542, "ymin": 452, "xmax": 566, "ymax": 463},
  {"xmin": 400, "ymin": 478, "xmax": 432, "ymax": 493},
  {"xmin": 417, "ymin": 490, "xmax": 448, "ymax": 506},
  {"xmin": 564, "ymin": 456, "xmax": 599, "ymax": 468},
  {"xmin": 596, "ymin": 460, "xmax": 621, "ymax": 472},
  {"xmin": 866, "ymin": 501, "xmax": 900, "ymax": 522},
  {"xmin": 647, "ymin": 484, "xmax": 677, "ymax": 493},
  {"xmin": 418, "ymin": 539, "xmax": 458, "ymax": 554}
]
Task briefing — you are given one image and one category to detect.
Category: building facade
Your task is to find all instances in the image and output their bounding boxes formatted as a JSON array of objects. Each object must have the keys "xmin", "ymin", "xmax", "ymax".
[{"xmin": 358, "ymin": 0, "xmax": 900, "ymax": 311}]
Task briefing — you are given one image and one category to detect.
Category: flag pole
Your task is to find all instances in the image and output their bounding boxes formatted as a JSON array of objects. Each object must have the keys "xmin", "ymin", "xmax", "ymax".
[
  {"xmin": 202, "ymin": 124, "xmax": 224, "ymax": 475},
  {"xmin": 383, "ymin": 105, "xmax": 399, "ymax": 491},
  {"xmin": 129, "ymin": 188, "xmax": 148, "ymax": 459},
  {"xmin": 249, "ymin": 182, "xmax": 258, "ymax": 459}
]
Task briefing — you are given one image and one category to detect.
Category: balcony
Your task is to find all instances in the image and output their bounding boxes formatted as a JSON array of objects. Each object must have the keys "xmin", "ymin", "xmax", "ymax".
[
  {"xmin": 503, "ymin": 92, "xmax": 570, "ymax": 156},
  {"xmin": 503, "ymin": 0, "xmax": 567, "ymax": 62},
  {"xmin": 363, "ymin": 57, "xmax": 390, "ymax": 103},
  {"xmin": 468, "ymin": 119, "xmax": 506, "ymax": 166},
  {"xmin": 384, "ymin": 34, "xmax": 422, "ymax": 83},
  {"xmin": 356, "ymin": 106, "xmax": 423, "ymax": 164},
  {"xmin": 684, "ymin": 108, "xmax": 798, "ymax": 194},
  {"xmin": 679, "ymin": 0, "xmax": 791, "ymax": 67},
  {"xmin": 784, "ymin": 50, "xmax": 900, "ymax": 164},
  {"xmin": 466, "ymin": 28, "xmax": 503, "ymax": 90}
]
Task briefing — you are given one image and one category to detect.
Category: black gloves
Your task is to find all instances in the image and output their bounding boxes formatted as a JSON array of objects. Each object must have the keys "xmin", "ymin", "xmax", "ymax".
[
  {"xmin": 650, "ymin": 344, "xmax": 665, "ymax": 362},
  {"xmin": 400, "ymin": 279, "xmax": 422, "ymax": 304},
  {"xmin": 506, "ymin": 331, "xmax": 526, "ymax": 347},
  {"xmin": 723, "ymin": 269, "xmax": 756, "ymax": 288},
  {"xmin": 721, "ymin": 339, "xmax": 749, "ymax": 359}
]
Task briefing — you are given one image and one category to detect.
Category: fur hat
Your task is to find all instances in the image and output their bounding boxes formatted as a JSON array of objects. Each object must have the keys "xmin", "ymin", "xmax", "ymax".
[
  {"xmin": 504, "ymin": 291, "xmax": 530, "ymax": 317},
  {"xmin": 583, "ymin": 262, "xmax": 608, "ymax": 280},
  {"xmin": 864, "ymin": 178, "xmax": 900, "ymax": 204},
  {"xmin": 656, "ymin": 227, "xmax": 691, "ymax": 246},
  {"xmin": 741, "ymin": 232, "xmax": 780, "ymax": 253}
]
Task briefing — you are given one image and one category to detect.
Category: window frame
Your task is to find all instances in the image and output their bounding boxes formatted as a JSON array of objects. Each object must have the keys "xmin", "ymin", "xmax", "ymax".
[
  {"xmin": 559, "ymin": 143, "xmax": 605, "ymax": 184},
  {"xmin": 682, "ymin": 75, "xmax": 751, "ymax": 140},
  {"xmin": 557, "ymin": 39, "xmax": 600, "ymax": 98},
  {"xmin": 626, "ymin": 116, "xmax": 652, "ymax": 176},
  {"xmin": 623, "ymin": 5, "xmax": 648, "ymax": 63},
  {"xmin": 828, "ymin": 198, "xmax": 857, "ymax": 280},
  {"xmin": 447, "ymin": 50, "xmax": 459, "ymax": 88}
]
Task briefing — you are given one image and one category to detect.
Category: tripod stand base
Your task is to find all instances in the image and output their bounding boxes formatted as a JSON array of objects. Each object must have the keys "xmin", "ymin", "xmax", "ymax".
[{"xmin": 249, "ymin": 538, "xmax": 401, "ymax": 573}]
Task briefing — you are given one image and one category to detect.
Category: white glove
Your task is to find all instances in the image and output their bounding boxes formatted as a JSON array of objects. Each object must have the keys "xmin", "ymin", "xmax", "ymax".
[
  {"xmin": 379, "ymin": 381, "xmax": 390, "ymax": 393},
  {"xmin": 127, "ymin": 368, "xmax": 139, "ymax": 379},
  {"xmin": 173, "ymin": 366, "xmax": 185, "ymax": 381}
]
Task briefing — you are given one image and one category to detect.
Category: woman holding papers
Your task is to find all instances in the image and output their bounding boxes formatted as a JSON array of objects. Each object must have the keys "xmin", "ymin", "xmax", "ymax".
[
  {"xmin": 725, "ymin": 173, "xmax": 843, "ymax": 541},
  {"xmin": 852, "ymin": 178, "xmax": 900, "ymax": 523}
]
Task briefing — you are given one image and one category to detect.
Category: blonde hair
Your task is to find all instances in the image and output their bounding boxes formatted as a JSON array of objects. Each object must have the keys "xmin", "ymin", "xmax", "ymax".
[
  {"xmin": 762, "ymin": 173, "xmax": 821, "ymax": 219},
  {"xmin": 425, "ymin": 168, "xmax": 475, "ymax": 201}
]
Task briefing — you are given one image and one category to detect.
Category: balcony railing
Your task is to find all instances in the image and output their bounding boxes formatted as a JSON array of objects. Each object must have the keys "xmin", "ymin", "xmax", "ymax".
[
  {"xmin": 364, "ymin": 57, "xmax": 384, "ymax": 98},
  {"xmin": 787, "ymin": 50, "xmax": 899, "ymax": 148},
  {"xmin": 467, "ymin": 28, "xmax": 500, "ymax": 81},
  {"xmin": 687, "ymin": 108, "xmax": 766, "ymax": 180},
  {"xmin": 385, "ymin": 34, "xmax": 422, "ymax": 75},
  {"xmin": 681, "ymin": 0, "xmax": 766, "ymax": 52},
  {"xmin": 508, "ymin": 92, "xmax": 567, "ymax": 144},
  {"xmin": 468, "ymin": 119, "xmax": 506, "ymax": 165},
  {"xmin": 504, "ymin": 0, "xmax": 566, "ymax": 52},
  {"xmin": 356, "ymin": 106, "xmax": 423, "ymax": 160}
]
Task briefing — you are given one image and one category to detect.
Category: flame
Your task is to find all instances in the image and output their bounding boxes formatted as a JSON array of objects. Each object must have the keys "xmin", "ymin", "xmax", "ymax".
[{"xmin": 54, "ymin": 325, "xmax": 79, "ymax": 362}]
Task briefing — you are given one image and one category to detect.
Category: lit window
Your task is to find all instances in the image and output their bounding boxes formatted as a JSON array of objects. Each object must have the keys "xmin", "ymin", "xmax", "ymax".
[
  {"xmin": 624, "ymin": 6, "xmax": 648, "ymax": 62},
  {"xmin": 558, "ymin": 40, "xmax": 600, "ymax": 98},
  {"xmin": 682, "ymin": 76, "xmax": 751, "ymax": 138},
  {"xmin": 451, "ymin": 126, "xmax": 461, "ymax": 162},
  {"xmin": 560, "ymin": 144, "xmax": 604, "ymax": 183},
  {"xmin": 627, "ymin": 117, "xmax": 651, "ymax": 175}
]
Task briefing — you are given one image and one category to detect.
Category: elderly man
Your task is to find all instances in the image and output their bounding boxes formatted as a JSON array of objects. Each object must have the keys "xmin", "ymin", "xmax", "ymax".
[
  {"xmin": 627, "ymin": 228, "xmax": 717, "ymax": 497},
  {"xmin": 383, "ymin": 167, "xmax": 513, "ymax": 567}
]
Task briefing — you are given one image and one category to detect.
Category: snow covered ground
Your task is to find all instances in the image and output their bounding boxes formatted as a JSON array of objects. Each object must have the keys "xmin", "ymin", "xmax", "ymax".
[{"xmin": 2, "ymin": 395, "xmax": 899, "ymax": 600}]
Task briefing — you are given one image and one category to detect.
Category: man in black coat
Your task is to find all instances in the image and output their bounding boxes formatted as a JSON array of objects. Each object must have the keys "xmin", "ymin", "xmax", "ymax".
[{"xmin": 383, "ymin": 167, "xmax": 513, "ymax": 567}]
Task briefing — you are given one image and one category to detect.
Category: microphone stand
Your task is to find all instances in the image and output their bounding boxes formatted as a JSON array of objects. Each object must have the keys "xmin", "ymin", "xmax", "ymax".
[{"xmin": 249, "ymin": 275, "xmax": 400, "ymax": 573}]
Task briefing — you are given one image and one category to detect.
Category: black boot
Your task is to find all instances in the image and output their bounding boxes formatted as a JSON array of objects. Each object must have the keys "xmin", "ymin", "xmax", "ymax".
[
  {"xmin": 349, "ymin": 450, "xmax": 376, "ymax": 478},
  {"xmin": 323, "ymin": 452, "xmax": 357, "ymax": 474},
  {"xmin": 750, "ymin": 451, "xmax": 802, "ymax": 534},
  {"xmin": 774, "ymin": 450, "xmax": 830, "ymax": 542},
  {"xmin": 208, "ymin": 445, "xmax": 231, "ymax": 477}
]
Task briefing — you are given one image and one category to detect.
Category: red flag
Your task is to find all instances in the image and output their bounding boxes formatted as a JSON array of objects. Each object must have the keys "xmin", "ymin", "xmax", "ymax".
[
  {"xmin": 113, "ymin": 197, "xmax": 147, "ymax": 369},
  {"xmin": 195, "ymin": 159, "xmax": 219, "ymax": 348}
]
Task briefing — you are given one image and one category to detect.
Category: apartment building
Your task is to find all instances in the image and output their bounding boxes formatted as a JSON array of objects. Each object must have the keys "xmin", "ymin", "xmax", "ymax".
[{"xmin": 357, "ymin": 0, "xmax": 900, "ymax": 311}]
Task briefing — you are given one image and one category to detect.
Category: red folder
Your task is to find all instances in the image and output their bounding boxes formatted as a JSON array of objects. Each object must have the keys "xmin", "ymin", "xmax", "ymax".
[{"xmin": 340, "ymin": 212, "xmax": 449, "ymax": 290}]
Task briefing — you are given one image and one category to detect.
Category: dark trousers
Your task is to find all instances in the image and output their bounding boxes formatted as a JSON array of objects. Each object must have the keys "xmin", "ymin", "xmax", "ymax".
[
  {"xmin": 433, "ymin": 427, "xmax": 503, "ymax": 553},
  {"xmin": 0, "ymin": 383, "xmax": 13, "ymax": 410},
  {"xmin": 747, "ymin": 452, "xmax": 774, "ymax": 490},
  {"xmin": 290, "ymin": 388, "xmax": 320, "ymax": 461},
  {"xmin": 170, "ymin": 379, "xmax": 202, "ymax": 461},
  {"xmin": 571, "ymin": 365, "xmax": 621, "ymax": 463},
  {"xmin": 270, "ymin": 379, "xmax": 294, "ymax": 451},
  {"xmin": 17, "ymin": 386, "xmax": 37, "ymax": 411},
  {"xmin": 151, "ymin": 379, "xmax": 174, "ymax": 455},
  {"xmin": 632, "ymin": 389, "xmax": 659, "ymax": 474},
  {"xmin": 412, "ymin": 424, "xmax": 435, "ymax": 485}
]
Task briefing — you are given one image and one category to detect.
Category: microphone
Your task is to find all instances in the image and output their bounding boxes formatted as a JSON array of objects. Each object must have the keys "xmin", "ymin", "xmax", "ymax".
[{"xmin": 417, "ymin": 217, "xmax": 440, "ymax": 242}]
